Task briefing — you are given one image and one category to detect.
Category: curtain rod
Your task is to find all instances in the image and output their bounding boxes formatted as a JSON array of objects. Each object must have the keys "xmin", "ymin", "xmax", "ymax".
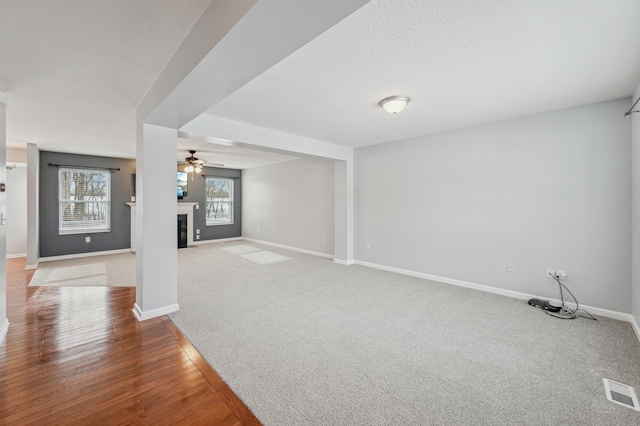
[
  {"xmin": 49, "ymin": 163, "xmax": 120, "ymax": 172},
  {"xmin": 201, "ymin": 174, "xmax": 239, "ymax": 179}
]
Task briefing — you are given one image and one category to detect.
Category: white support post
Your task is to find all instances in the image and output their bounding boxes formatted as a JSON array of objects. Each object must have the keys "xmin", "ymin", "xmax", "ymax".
[
  {"xmin": 0, "ymin": 91, "xmax": 8, "ymax": 343},
  {"xmin": 132, "ymin": 123, "xmax": 179, "ymax": 321},
  {"xmin": 26, "ymin": 143, "xmax": 40, "ymax": 269},
  {"xmin": 334, "ymin": 156, "xmax": 354, "ymax": 265}
]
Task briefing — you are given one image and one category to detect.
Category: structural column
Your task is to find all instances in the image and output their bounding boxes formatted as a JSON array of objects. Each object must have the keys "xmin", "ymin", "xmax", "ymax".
[
  {"xmin": 26, "ymin": 143, "xmax": 39, "ymax": 269},
  {"xmin": 0, "ymin": 90, "xmax": 8, "ymax": 343},
  {"xmin": 632, "ymin": 83, "xmax": 640, "ymax": 332},
  {"xmin": 334, "ymin": 156, "xmax": 354, "ymax": 264},
  {"xmin": 133, "ymin": 123, "xmax": 179, "ymax": 320}
]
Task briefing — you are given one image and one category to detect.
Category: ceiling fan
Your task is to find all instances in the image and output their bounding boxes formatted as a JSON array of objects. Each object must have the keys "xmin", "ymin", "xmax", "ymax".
[{"xmin": 182, "ymin": 150, "xmax": 224, "ymax": 174}]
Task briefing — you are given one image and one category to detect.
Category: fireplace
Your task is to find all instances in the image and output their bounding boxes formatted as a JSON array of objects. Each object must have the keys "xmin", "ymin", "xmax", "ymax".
[
  {"xmin": 126, "ymin": 202, "xmax": 197, "ymax": 252},
  {"xmin": 177, "ymin": 214, "xmax": 188, "ymax": 248}
]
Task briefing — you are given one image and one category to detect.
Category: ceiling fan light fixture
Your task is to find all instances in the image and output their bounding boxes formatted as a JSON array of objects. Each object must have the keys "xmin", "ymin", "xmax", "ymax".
[
  {"xmin": 379, "ymin": 95, "xmax": 410, "ymax": 114},
  {"xmin": 184, "ymin": 149, "xmax": 205, "ymax": 173}
]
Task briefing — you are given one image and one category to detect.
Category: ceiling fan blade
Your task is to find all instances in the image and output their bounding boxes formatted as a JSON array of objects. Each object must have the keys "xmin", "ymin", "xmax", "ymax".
[{"xmin": 181, "ymin": 149, "xmax": 225, "ymax": 168}]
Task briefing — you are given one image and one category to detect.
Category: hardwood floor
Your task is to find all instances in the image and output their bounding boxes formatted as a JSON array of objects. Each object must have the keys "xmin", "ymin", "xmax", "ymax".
[{"xmin": 0, "ymin": 258, "xmax": 261, "ymax": 425}]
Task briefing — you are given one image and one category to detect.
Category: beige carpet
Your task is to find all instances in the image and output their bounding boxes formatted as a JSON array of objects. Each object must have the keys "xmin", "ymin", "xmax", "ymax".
[
  {"xmin": 29, "ymin": 252, "xmax": 136, "ymax": 287},
  {"xmin": 170, "ymin": 242, "xmax": 640, "ymax": 426}
]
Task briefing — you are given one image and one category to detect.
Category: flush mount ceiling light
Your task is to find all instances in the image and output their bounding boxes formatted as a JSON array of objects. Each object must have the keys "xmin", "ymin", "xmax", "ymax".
[{"xmin": 379, "ymin": 95, "xmax": 410, "ymax": 114}]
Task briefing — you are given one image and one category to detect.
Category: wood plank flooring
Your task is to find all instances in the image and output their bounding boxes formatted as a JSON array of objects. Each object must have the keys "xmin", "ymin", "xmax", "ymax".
[{"xmin": 0, "ymin": 258, "xmax": 261, "ymax": 425}]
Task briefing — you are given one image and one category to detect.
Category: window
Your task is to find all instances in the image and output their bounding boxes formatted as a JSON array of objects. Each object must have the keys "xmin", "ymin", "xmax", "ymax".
[
  {"xmin": 206, "ymin": 178, "xmax": 233, "ymax": 225},
  {"xmin": 59, "ymin": 168, "xmax": 111, "ymax": 234}
]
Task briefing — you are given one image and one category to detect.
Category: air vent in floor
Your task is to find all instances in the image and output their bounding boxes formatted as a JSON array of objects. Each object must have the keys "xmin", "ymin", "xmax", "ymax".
[{"xmin": 603, "ymin": 378, "xmax": 640, "ymax": 411}]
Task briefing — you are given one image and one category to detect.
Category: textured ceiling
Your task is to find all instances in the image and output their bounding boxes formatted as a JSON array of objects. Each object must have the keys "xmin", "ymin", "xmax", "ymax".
[
  {"xmin": 0, "ymin": 0, "xmax": 211, "ymax": 157},
  {"xmin": 3, "ymin": 0, "xmax": 640, "ymax": 164},
  {"xmin": 207, "ymin": 0, "xmax": 640, "ymax": 147}
]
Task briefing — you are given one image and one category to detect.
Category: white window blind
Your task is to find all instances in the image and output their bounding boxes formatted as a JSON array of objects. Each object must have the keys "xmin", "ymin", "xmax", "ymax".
[
  {"xmin": 59, "ymin": 168, "xmax": 111, "ymax": 234},
  {"xmin": 205, "ymin": 178, "xmax": 233, "ymax": 225}
]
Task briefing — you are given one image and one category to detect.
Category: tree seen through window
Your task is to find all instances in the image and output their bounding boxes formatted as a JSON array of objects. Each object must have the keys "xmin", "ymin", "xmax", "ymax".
[
  {"xmin": 206, "ymin": 178, "xmax": 233, "ymax": 225},
  {"xmin": 59, "ymin": 168, "xmax": 110, "ymax": 233}
]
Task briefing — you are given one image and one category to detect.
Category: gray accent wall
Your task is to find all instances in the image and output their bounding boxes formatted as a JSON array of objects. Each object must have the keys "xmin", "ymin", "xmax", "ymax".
[
  {"xmin": 177, "ymin": 166, "xmax": 242, "ymax": 241},
  {"xmin": 242, "ymin": 158, "xmax": 335, "ymax": 255},
  {"xmin": 39, "ymin": 151, "xmax": 136, "ymax": 257},
  {"xmin": 355, "ymin": 98, "xmax": 632, "ymax": 313}
]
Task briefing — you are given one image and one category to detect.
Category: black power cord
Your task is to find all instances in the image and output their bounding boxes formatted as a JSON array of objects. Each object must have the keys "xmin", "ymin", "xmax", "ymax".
[{"xmin": 541, "ymin": 273, "xmax": 597, "ymax": 320}]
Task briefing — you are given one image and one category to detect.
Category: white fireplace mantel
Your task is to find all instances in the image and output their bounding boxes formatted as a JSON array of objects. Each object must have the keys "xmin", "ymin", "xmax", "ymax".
[{"xmin": 126, "ymin": 202, "xmax": 197, "ymax": 252}]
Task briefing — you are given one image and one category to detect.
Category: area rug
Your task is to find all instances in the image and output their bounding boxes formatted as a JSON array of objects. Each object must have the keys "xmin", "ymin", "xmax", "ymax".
[{"xmin": 29, "ymin": 252, "xmax": 135, "ymax": 287}]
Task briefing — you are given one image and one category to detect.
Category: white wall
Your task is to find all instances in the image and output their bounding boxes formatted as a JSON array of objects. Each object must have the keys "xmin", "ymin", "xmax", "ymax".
[
  {"xmin": 356, "ymin": 98, "xmax": 632, "ymax": 313},
  {"xmin": 7, "ymin": 147, "xmax": 27, "ymax": 164},
  {"xmin": 1, "ymin": 96, "xmax": 7, "ymax": 341},
  {"xmin": 632, "ymin": 82, "xmax": 640, "ymax": 326},
  {"xmin": 243, "ymin": 158, "xmax": 335, "ymax": 255},
  {"xmin": 6, "ymin": 166, "xmax": 27, "ymax": 256}
]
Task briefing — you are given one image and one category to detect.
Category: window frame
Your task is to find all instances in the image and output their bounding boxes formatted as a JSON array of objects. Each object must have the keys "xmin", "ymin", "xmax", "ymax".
[
  {"xmin": 58, "ymin": 167, "xmax": 111, "ymax": 235},
  {"xmin": 205, "ymin": 177, "xmax": 234, "ymax": 226}
]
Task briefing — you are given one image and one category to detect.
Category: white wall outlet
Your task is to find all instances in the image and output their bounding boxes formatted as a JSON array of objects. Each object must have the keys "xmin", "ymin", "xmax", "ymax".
[
  {"xmin": 85, "ymin": 236, "xmax": 91, "ymax": 243},
  {"xmin": 366, "ymin": 243, "xmax": 370, "ymax": 250},
  {"xmin": 195, "ymin": 203, "xmax": 199, "ymax": 209},
  {"xmin": 196, "ymin": 229, "xmax": 200, "ymax": 235},
  {"xmin": 196, "ymin": 235, "xmax": 200, "ymax": 240},
  {"xmin": 130, "ymin": 196, "xmax": 135, "ymax": 202},
  {"xmin": 556, "ymin": 270, "xmax": 566, "ymax": 280},
  {"xmin": 507, "ymin": 262, "xmax": 515, "ymax": 272}
]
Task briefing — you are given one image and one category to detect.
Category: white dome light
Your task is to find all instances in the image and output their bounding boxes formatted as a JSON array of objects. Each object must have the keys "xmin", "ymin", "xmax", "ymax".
[{"xmin": 379, "ymin": 95, "xmax": 410, "ymax": 114}]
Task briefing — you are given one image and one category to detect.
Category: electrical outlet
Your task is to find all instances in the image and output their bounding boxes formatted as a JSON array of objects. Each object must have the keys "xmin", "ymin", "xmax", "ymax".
[
  {"xmin": 195, "ymin": 204, "xmax": 199, "ymax": 209},
  {"xmin": 507, "ymin": 262, "xmax": 515, "ymax": 272},
  {"xmin": 85, "ymin": 236, "xmax": 91, "ymax": 243},
  {"xmin": 196, "ymin": 229, "xmax": 200, "ymax": 235},
  {"xmin": 547, "ymin": 268, "xmax": 566, "ymax": 280},
  {"xmin": 196, "ymin": 235, "xmax": 200, "ymax": 240}
]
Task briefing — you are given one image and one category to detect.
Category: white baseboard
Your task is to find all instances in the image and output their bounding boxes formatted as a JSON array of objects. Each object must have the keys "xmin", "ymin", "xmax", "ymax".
[
  {"xmin": 132, "ymin": 302, "xmax": 180, "ymax": 321},
  {"xmin": 242, "ymin": 238, "xmax": 334, "ymax": 260},
  {"xmin": 354, "ymin": 260, "xmax": 636, "ymax": 326},
  {"xmin": 632, "ymin": 315, "xmax": 640, "ymax": 344},
  {"xmin": 25, "ymin": 261, "xmax": 39, "ymax": 270},
  {"xmin": 6, "ymin": 253, "xmax": 26, "ymax": 259},
  {"xmin": 194, "ymin": 237, "xmax": 243, "ymax": 245},
  {"xmin": 334, "ymin": 258, "xmax": 355, "ymax": 266},
  {"xmin": 0, "ymin": 318, "xmax": 9, "ymax": 346},
  {"xmin": 40, "ymin": 248, "xmax": 133, "ymax": 263}
]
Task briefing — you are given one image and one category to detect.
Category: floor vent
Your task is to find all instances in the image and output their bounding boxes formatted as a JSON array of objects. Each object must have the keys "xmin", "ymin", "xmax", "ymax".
[{"xmin": 603, "ymin": 378, "xmax": 640, "ymax": 411}]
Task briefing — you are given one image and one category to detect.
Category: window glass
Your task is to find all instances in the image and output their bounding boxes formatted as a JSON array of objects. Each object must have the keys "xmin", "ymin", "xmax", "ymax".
[
  {"xmin": 59, "ymin": 168, "xmax": 111, "ymax": 234},
  {"xmin": 206, "ymin": 178, "xmax": 233, "ymax": 225}
]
